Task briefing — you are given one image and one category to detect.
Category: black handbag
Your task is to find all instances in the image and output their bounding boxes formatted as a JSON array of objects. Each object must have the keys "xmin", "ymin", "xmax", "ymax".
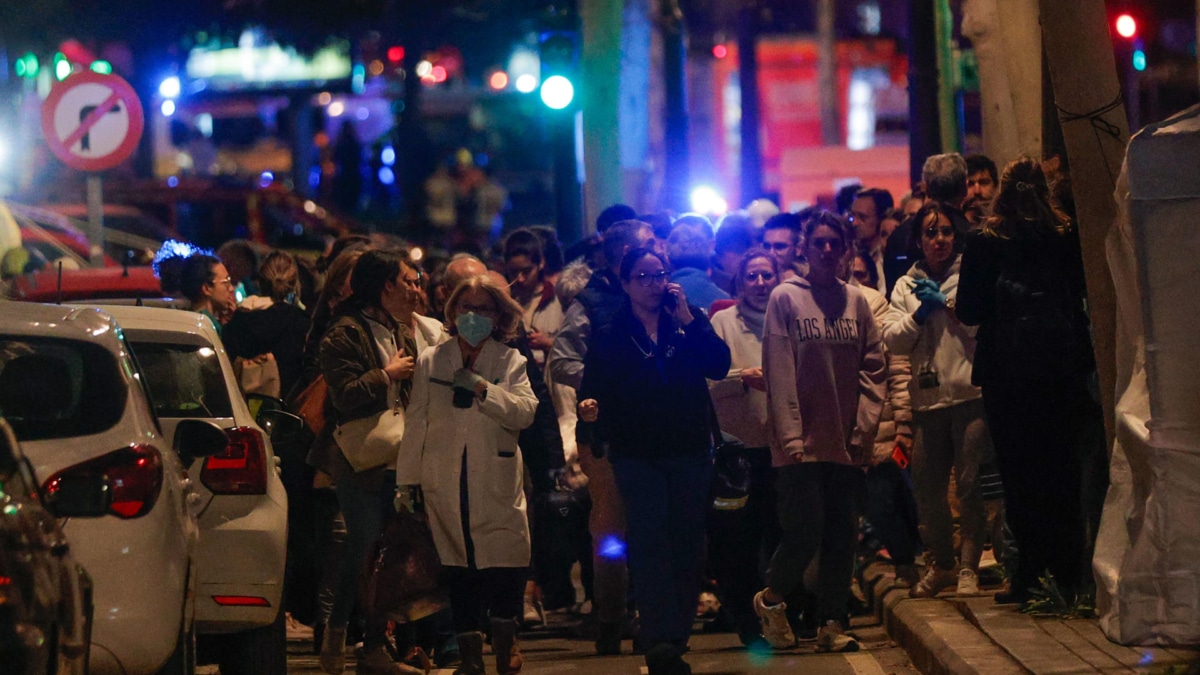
[{"xmin": 708, "ymin": 398, "xmax": 751, "ymax": 512}]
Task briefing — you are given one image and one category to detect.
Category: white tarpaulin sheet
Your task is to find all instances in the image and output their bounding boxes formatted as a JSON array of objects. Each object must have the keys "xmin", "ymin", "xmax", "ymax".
[{"xmin": 1096, "ymin": 103, "xmax": 1200, "ymax": 645}]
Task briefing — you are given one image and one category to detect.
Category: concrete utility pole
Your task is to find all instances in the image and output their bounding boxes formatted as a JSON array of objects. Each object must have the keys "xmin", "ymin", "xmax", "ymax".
[
  {"xmin": 961, "ymin": 0, "xmax": 1042, "ymax": 165},
  {"xmin": 581, "ymin": 0, "xmax": 624, "ymax": 232},
  {"xmin": 738, "ymin": 2, "xmax": 763, "ymax": 204},
  {"xmin": 1040, "ymin": 0, "xmax": 1128, "ymax": 447},
  {"xmin": 661, "ymin": 0, "xmax": 690, "ymax": 213},
  {"xmin": 817, "ymin": 0, "xmax": 839, "ymax": 146},
  {"xmin": 909, "ymin": 0, "xmax": 942, "ymax": 184}
]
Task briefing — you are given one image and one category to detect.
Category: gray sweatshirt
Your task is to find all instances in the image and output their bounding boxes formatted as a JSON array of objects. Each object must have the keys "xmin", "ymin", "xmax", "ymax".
[{"xmin": 763, "ymin": 277, "xmax": 887, "ymax": 467}]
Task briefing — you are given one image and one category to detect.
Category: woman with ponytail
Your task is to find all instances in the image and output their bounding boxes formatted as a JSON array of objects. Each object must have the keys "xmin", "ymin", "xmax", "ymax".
[{"xmin": 956, "ymin": 157, "xmax": 1105, "ymax": 605}]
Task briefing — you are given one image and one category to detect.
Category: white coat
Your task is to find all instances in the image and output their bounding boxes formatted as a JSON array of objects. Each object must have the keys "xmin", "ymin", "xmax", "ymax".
[{"xmin": 395, "ymin": 338, "xmax": 538, "ymax": 569}]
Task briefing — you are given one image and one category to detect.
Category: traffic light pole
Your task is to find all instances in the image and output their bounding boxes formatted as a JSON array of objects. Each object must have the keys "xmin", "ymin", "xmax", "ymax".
[{"xmin": 551, "ymin": 111, "xmax": 583, "ymax": 246}]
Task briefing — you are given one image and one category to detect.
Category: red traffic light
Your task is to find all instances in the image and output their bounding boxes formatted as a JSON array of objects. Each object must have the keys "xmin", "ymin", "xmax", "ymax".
[
  {"xmin": 1115, "ymin": 14, "xmax": 1137, "ymax": 39},
  {"xmin": 387, "ymin": 46, "xmax": 405, "ymax": 62}
]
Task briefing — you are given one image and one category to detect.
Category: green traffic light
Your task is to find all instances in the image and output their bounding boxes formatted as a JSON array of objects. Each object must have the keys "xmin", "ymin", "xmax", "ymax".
[
  {"xmin": 1133, "ymin": 50, "xmax": 1147, "ymax": 72},
  {"xmin": 16, "ymin": 52, "xmax": 38, "ymax": 78},
  {"xmin": 53, "ymin": 52, "xmax": 70, "ymax": 81},
  {"xmin": 540, "ymin": 75, "xmax": 575, "ymax": 110},
  {"xmin": 90, "ymin": 60, "xmax": 113, "ymax": 74}
]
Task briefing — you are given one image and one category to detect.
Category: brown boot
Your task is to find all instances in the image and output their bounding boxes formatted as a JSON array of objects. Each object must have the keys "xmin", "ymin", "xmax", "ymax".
[
  {"xmin": 491, "ymin": 617, "xmax": 523, "ymax": 675},
  {"xmin": 452, "ymin": 632, "xmax": 485, "ymax": 675}
]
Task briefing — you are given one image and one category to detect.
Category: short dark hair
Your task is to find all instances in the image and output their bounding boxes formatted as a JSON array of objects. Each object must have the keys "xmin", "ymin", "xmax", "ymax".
[
  {"xmin": 502, "ymin": 228, "xmax": 544, "ymax": 266},
  {"xmin": 528, "ymin": 225, "xmax": 564, "ymax": 274},
  {"xmin": 638, "ymin": 212, "xmax": 674, "ymax": 241},
  {"xmin": 180, "ymin": 254, "xmax": 222, "ymax": 303},
  {"xmin": 347, "ymin": 248, "xmax": 406, "ymax": 311},
  {"xmin": 763, "ymin": 212, "xmax": 802, "ymax": 242},
  {"xmin": 908, "ymin": 201, "xmax": 964, "ymax": 254},
  {"xmin": 853, "ymin": 250, "xmax": 879, "ymax": 288},
  {"xmin": 596, "ymin": 204, "xmax": 638, "ymax": 234},
  {"xmin": 602, "ymin": 220, "xmax": 650, "ymax": 270},
  {"xmin": 853, "ymin": 188, "xmax": 895, "ymax": 219},
  {"xmin": 714, "ymin": 213, "xmax": 755, "ymax": 257},
  {"xmin": 671, "ymin": 213, "xmax": 714, "ymax": 241},
  {"xmin": 835, "ymin": 184, "xmax": 863, "ymax": 215},
  {"xmin": 965, "ymin": 154, "xmax": 998, "ymax": 184},
  {"xmin": 619, "ymin": 247, "xmax": 670, "ymax": 282}
]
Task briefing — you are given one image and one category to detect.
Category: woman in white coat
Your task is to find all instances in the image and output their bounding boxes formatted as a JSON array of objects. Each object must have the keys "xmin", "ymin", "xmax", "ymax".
[{"xmin": 396, "ymin": 275, "xmax": 538, "ymax": 675}]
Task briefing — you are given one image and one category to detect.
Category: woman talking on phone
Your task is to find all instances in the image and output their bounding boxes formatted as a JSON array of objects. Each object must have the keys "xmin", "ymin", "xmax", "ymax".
[{"xmin": 577, "ymin": 247, "xmax": 731, "ymax": 675}]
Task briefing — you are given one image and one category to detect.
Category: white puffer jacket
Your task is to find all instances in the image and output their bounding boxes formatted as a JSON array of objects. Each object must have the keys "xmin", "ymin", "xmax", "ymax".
[{"xmin": 882, "ymin": 256, "xmax": 982, "ymax": 412}]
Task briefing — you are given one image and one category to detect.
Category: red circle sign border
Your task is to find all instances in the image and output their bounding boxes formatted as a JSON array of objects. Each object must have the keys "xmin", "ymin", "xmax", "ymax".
[{"xmin": 41, "ymin": 70, "xmax": 145, "ymax": 172}]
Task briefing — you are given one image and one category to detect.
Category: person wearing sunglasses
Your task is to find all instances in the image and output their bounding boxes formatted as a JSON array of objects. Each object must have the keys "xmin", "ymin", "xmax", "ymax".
[
  {"xmin": 883, "ymin": 200, "xmax": 992, "ymax": 601},
  {"xmin": 577, "ymin": 247, "xmax": 731, "ymax": 675},
  {"xmin": 707, "ymin": 248, "xmax": 782, "ymax": 646}
]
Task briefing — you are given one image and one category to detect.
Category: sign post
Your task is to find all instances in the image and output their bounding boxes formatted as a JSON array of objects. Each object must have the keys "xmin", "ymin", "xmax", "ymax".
[{"xmin": 40, "ymin": 71, "xmax": 144, "ymax": 266}]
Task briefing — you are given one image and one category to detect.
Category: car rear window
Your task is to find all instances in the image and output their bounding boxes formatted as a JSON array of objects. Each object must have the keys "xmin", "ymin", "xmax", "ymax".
[
  {"xmin": 0, "ymin": 337, "xmax": 127, "ymax": 441},
  {"xmin": 129, "ymin": 342, "xmax": 233, "ymax": 419}
]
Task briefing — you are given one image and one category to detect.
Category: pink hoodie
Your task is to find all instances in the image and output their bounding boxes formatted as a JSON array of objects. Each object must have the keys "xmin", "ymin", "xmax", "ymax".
[{"xmin": 763, "ymin": 277, "xmax": 887, "ymax": 467}]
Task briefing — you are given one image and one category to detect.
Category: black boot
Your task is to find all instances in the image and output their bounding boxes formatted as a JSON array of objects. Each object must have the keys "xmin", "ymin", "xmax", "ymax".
[
  {"xmin": 490, "ymin": 618, "xmax": 523, "ymax": 675},
  {"xmin": 452, "ymin": 632, "xmax": 484, "ymax": 675},
  {"xmin": 645, "ymin": 643, "xmax": 691, "ymax": 675},
  {"xmin": 595, "ymin": 621, "xmax": 622, "ymax": 656}
]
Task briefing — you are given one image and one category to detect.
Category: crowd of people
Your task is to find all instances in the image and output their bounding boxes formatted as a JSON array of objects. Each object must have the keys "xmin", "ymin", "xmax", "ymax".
[{"xmin": 160, "ymin": 151, "xmax": 1107, "ymax": 675}]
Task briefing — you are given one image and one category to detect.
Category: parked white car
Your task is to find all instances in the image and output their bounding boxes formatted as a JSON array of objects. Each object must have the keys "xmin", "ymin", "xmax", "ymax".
[
  {"xmin": 0, "ymin": 301, "xmax": 227, "ymax": 675},
  {"xmin": 101, "ymin": 305, "xmax": 291, "ymax": 675}
]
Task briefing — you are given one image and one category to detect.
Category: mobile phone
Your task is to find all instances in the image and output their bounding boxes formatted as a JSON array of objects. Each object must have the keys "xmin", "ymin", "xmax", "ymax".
[{"xmin": 663, "ymin": 292, "xmax": 677, "ymax": 311}]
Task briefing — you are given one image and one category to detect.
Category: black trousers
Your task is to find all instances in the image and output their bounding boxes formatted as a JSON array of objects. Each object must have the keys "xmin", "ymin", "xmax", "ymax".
[{"xmin": 980, "ymin": 377, "xmax": 1104, "ymax": 595}]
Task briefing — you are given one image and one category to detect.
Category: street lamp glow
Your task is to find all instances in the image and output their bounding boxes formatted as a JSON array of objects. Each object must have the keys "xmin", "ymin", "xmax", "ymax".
[
  {"xmin": 159, "ymin": 76, "xmax": 181, "ymax": 99},
  {"xmin": 515, "ymin": 73, "xmax": 538, "ymax": 94},
  {"xmin": 539, "ymin": 75, "xmax": 574, "ymax": 110},
  {"xmin": 161, "ymin": 100, "xmax": 176, "ymax": 117},
  {"xmin": 690, "ymin": 186, "xmax": 728, "ymax": 216}
]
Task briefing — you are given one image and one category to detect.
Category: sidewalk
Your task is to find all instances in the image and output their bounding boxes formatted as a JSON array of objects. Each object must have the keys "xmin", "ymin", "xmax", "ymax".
[{"xmin": 864, "ymin": 561, "xmax": 1200, "ymax": 674}]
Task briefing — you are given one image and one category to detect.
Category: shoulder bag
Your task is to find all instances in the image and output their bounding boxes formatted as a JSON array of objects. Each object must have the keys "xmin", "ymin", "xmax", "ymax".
[{"xmin": 334, "ymin": 395, "xmax": 404, "ymax": 472}]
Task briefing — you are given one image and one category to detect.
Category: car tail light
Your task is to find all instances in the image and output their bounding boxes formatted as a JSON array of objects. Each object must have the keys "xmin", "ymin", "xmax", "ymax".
[
  {"xmin": 42, "ymin": 445, "xmax": 163, "ymax": 519},
  {"xmin": 212, "ymin": 595, "xmax": 271, "ymax": 607},
  {"xmin": 201, "ymin": 427, "xmax": 267, "ymax": 495}
]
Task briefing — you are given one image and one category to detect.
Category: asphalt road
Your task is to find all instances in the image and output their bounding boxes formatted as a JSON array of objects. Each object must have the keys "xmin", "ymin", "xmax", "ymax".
[{"xmin": 243, "ymin": 616, "xmax": 919, "ymax": 675}]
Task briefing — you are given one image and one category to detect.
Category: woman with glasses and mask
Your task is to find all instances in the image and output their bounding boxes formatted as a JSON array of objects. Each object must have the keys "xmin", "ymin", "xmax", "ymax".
[
  {"xmin": 708, "ymin": 248, "xmax": 782, "ymax": 646},
  {"xmin": 395, "ymin": 275, "xmax": 538, "ymax": 675},
  {"xmin": 577, "ymin": 248, "xmax": 731, "ymax": 675},
  {"xmin": 754, "ymin": 212, "xmax": 886, "ymax": 654},
  {"xmin": 883, "ymin": 201, "xmax": 992, "ymax": 599}
]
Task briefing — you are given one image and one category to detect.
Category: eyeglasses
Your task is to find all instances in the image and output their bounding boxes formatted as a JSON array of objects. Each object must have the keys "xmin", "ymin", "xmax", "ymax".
[
  {"xmin": 633, "ymin": 271, "xmax": 669, "ymax": 287},
  {"xmin": 212, "ymin": 276, "xmax": 233, "ymax": 287},
  {"xmin": 922, "ymin": 226, "xmax": 956, "ymax": 239},
  {"xmin": 744, "ymin": 271, "xmax": 776, "ymax": 283}
]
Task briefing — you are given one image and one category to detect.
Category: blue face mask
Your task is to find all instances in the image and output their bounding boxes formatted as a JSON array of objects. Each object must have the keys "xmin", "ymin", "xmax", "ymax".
[{"xmin": 456, "ymin": 312, "xmax": 494, "ymax": 347}]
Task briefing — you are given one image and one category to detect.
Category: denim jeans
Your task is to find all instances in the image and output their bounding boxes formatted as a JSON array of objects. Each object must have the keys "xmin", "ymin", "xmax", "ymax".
[
  {"xmin": 611, "ymin": 453, "xmax": 712, "ymax": 648},
  {"xmin": 330, "ymin": 464, "xmax": 393, "ymax": 648}
]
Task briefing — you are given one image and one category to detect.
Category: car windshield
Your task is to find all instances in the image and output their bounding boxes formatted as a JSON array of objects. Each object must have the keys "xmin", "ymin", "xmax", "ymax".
[
  {"xmin": 0, "ymin": 337, "xmax": 127, "ymax": 442},
  {"xmin": 129, "ymin": 341, "xmax": 233, "ymax": 419}
]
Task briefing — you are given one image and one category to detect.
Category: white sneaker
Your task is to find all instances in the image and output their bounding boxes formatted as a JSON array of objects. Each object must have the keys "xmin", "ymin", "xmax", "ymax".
[
  {"xmin": 285, "ymin": 612, "xmax": 315, "ymax": 641},
  {"xmin": 753, "ymin": 590, "xmax": 796, "ymax": 649},
  {"xmin": 909, "ymin": 565, "xmax": 958, "ymax": 598},
  {"xmin": 522, "ymin": 595, "xmax": 544, "ymax": 627},
  {"xmin": 816, "ymin": 620, "xmax": 859, "ymax": 653},
  {"xmin": 957, "ymin": 567, "xmax": 980, "ymax": 596}
]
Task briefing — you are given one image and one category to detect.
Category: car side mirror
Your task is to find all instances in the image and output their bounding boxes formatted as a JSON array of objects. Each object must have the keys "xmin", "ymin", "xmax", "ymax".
[
  {"xmin": 44, "ymin": 475, "xmax": 112, "ymax": 518},
  {"xmin": 257, "ymin": 409, "xmax": 305, "ymax": 443},
  {"xmin": 173, "ymin": 419, "xmax": 229, "ymax": 466},
  {"xmin": 245, "ymin": 393, "xmax": 284, "ymax": 422}
]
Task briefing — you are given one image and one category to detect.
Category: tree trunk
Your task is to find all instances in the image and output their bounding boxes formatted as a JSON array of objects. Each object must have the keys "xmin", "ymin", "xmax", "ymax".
[
  {"xmin": 1039, "ymin": 0, "xmax": 1127, "ymax": 449},
  {"xmin": 817, "ymin": 0, "xmax": 838, "ymax": 146},
  {"xmin": 961, "ymin": 0, "xmax": 1042, "ymax": 165}
]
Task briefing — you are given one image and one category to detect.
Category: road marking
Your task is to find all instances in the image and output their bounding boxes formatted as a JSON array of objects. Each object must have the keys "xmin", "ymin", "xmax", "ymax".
[{"xmin": 845, "ymin": 652, "xmax": 888, "ymax": 675}]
